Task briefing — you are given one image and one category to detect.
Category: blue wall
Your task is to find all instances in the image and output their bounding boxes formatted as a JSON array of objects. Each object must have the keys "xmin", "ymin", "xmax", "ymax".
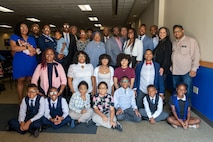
[{"xmin": 192, "ymin": 66, "xmax": 213, "ymax": 122}]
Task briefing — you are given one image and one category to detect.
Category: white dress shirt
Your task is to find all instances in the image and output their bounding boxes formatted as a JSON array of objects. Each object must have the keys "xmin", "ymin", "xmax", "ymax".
[
  {"xmin": 18, "ymin": 96, "xmax": 45, "ymax": 123},
  {"xmin": 139, "ymin": 62, "xmax": 155, "ymax": 94},
  {"xmin": 44, "ymin": 97, "xmax": 69, "ymax": 119},
  {"xmin": 143, "ymin": 95, "xmax": 163, "ymax": 119}
]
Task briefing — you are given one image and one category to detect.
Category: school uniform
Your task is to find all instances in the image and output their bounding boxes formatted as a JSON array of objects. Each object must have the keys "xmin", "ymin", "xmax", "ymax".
[
  {"xmin": 139, "ymin": 95, "xmax": 168, "ymax": 121},
  {"xmin": 169, "ymin": 94, "xmax": 190, "ymax": 121},
  {"xmin": 8, "ymin": 95, "xmax": 45, "ymax": 134},
  {"xmin": 42, "ymin": 96, "xmax": 72, "ymax": 129}
]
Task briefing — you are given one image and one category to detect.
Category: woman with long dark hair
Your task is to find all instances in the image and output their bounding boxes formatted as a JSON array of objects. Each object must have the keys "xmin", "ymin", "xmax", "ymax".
[
  {"xmin": 123, "ymin": 28, "xmax": 143, "ymax": 68},
  {"xmin": 10, "ymin": 22, "xmax": 37, "ymax": 103},
  {"xmin": 31, "ymin": 48, "xmax": 67, "ymax": 96},
  {"xmin": 153, "ymin": 27, "xmax": 172, "ymax": 79}
]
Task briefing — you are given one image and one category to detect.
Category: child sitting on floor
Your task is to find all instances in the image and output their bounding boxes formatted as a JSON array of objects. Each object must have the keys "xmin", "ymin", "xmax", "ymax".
[
  {"xmin": 42, "ymin": 87, "xmax": 72, "ymax": 129},
  {"xmin": 139, "ymin": 85, "xmax": 168, "ymax": 124},
  {"xmin": 92, "ymin": 81, "xmax": 122, "ymax": 131},
  {"xmin": 167, "ymin": 83, "xmax": 201, "ymax": 129},
  {"xmin": 7, "ymin": 84, "xmax": 45, "ymax": 137}
]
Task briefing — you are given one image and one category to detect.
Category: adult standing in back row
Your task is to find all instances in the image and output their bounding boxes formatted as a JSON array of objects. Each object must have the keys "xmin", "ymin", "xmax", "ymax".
[
  {"xmin": 171, "ymin": 25, "xmax": 200, "ymax": 100},
  {"xmin": 106, "ymin": 27, "xmax": 123, "ymax": 68},
  {"xmin": 138, "ymin": 24, "xmax": 154, "ymax": 55}
]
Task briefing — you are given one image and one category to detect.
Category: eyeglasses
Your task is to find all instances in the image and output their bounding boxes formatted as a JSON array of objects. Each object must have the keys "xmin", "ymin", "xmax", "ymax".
[
  {"xmin": 121, "ymin": 80, "xmax": 129, "ymax": 83},
  {"xmin": 99, "ymin": 88, "xmax": 107, "ymax": 90},
  {"xmin": 28, "ymin": 90, "xmax": 37, "ymax": 94},
  {"xmin": 63, "ymin": 25, "xmax": 70, "ymax": 28},
  {"xmin": 49, "ymin": 91, "xmax": 58, "ymax": 95},
  {"xmin": 44, "ymin": 28, "xmax": 50, "ymax": 31}
]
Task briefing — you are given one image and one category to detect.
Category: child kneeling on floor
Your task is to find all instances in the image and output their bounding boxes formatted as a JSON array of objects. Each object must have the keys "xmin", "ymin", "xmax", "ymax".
[
  {"xmin": 42, "ymin": 87, "xmax": 72, "ymax": 129},
  {"xmin": 92, "ymin": 81, "xmax": 122, "ymax": 131},
  {"xmin": 7, "ymin": 84, "xmax": 45, "ymax": 137},
  {"xmin": 167, "ymin": 83, "xmax": 201, "ymax": 129}
]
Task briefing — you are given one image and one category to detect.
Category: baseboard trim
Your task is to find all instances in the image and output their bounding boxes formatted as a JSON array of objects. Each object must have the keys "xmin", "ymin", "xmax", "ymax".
[
  {"xmin": 192, "ymin": 107, "xmax": 213, "ymax": 128},
  {"xmin": 200, "ymin": 60, "xmax": 213, "ymax": 69}
]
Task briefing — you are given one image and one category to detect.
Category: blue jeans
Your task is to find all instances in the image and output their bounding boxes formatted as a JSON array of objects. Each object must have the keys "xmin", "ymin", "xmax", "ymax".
[
  {"xmin": 172, "ymin": 72, "xmax": 192, "ymax": 100},
  {"xmin": 116, "ymin": 108, "xmax": 141, "ymax": 122},
  {"xmin": 136, "ymin": 90, "xmax": 146, "ymax": 109},
  {"xmin": 139, "ymin": 108, "xmax": 169, "ymax": 122}
]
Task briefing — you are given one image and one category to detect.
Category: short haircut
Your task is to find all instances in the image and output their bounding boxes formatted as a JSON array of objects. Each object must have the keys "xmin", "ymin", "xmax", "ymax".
[
  {"xmin": 111, "ymin": 26, "xmax": 120, "ymax": 33},
  {"xmin": 150, "ymin": 25, "xmax": 158, "ymax": 30},
  {"xmin": 99, "ymin": 54, "xmax": 111, "ymax": 66},
  {"xmin": 87, "ymin": 28, "xmax": 93, "ymax": 32},
  {"xmin": 173, "ymin": 24, "xmax": 184, "ymax": 31},
  {"xmin": 54, "ymin": 29, "xmax": 62, "ymax": 34},
  {"xmin": 78, "ymin": 81, "xmax": 89, "ymax": 89},
  {"xmin": 176, "ymin": 82, "xmax": 187, "ymax": 90},
  {"xmin": 27, "ymin": 84, "xmax": 38, "ymax": 90},
  {"xmin": 140, "ymin": 24, "xmax": 146, "ymax": 28},
  {"xmin": 147, "ymin": 84, "xmax": 156, "ymax": 90},
  {"xmin": 72, "ymin": 51, "xmax": 90, "ymax": 64},
  {"xmin": 116, "ymin": 53, "xmax": 131, "ymax": 67},
  {"xmin": 144, "ymin": 49, "xmax": 153, "ymax": 55},
  {"xmin": 98, "ymin": 81, "xmax": 108, "ymax": 89},
  {"xmin": 120, "ymin": 76, "xmax": 129, "ymax": 82}
]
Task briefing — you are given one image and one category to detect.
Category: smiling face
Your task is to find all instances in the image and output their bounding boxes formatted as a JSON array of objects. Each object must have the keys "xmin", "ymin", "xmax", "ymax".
[
  {"xmin": 45, "ymin": 49, "xmax": 55, "ymax": 63},
  {"xmin": 173, "ymin": 27, "xmax": 184, "ymax": 40},
  {"xmin": 93, "ymin": 32, "xmax": 101, "ymax": 42},
  {"xmin": 120, "ymin": 77, "xmax": 130, "ymax": 89},
  {"xmin": 79, "ymin": 84, "xmax": 88, "ymax": 95},
  {"xmin": 78, "ymin": 53, "xmax": 86, "ymax": 63},
  {"xmin": 176, "ymin": 84, "xmax": 187, "ymax": 98},
  {"xmin": 27, "ymin": 87, "xmax": 38, "ymax": 99},
  {"xmin": 139, "ymin": 25, "xmax": 146, "ymax": 36},
  {"xmin": 98, "ymin": 83, "xmax": 108, "ymax": 96},
  {"xmin": 42, "ymin": 25, "xmax": 51, "ymax": 36},
  {"xmin": 147, "ymin": 86, "xmax": 157, "ymax": 98},
  {"xmin": 20, "ymin": 24, "xmax": 28, "ymax": 35},
  {"xmin": 48, "ymin": 88, "xmax": 58, "ymax": 101},
  {"xmin": 144, "ymin": 50, "xmax": 153, "ymax": 61},
  {"xmin": 159, "ymin": 28, "xmax": 167, "ymax": 40}
]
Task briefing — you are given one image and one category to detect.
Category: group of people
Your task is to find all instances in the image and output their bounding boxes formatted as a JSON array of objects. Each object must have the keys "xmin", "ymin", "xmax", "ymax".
[{"xmin": 7, "ymin": 22, "xmax": 201, "ymax": 137}]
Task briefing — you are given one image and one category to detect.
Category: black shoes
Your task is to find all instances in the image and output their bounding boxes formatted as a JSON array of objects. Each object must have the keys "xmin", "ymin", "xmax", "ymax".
[
  {"xmin": 114, "ymin": 122, "xmax": 123, "ymax": 132},
  {"xmin": 33, "ymin": 128, "xmax": 40, "ymax": 138}
]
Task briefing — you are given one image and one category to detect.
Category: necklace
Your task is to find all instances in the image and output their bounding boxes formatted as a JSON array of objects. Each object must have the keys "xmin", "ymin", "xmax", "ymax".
[
  {"xmin": 101, "ymin": 66, "xmax": 108, "ymax": 74},
  {"xmin": 81, "ymin": 65, "xmax": 84, "ymax": 69}
]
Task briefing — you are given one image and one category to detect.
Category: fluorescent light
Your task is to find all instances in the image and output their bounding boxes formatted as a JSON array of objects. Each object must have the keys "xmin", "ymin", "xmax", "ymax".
[
  {"xmin": 26, "ymin": 18, "xmax": 40, "ymax": 22},
  {"xmin": 94, "ymin": 24, "xmax": 102, "ymax": 27},
  {"xmin": 78, "ymin": 5, "xmax": 92, "ymax": 11},
  {"xmin": 0, "ymin": 6, "xmax": 14, "ymax": 12},
  {"xmin": 0, "ymin": 25, "xmax": 12, "ymax": 28},
  {"xmin": 49, "ymin": 24, "xmax": 56, "ymax": 28},
  {"xmin": 88, "ymin": 17, "xmax": 98, "ymax": 21}
]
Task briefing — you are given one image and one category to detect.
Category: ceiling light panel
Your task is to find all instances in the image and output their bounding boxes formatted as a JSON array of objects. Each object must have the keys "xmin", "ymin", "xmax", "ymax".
[
  {"xmin": 0, "ymin": 25, "xmax": 12, "ymax": 28},
  {"xmin": 49, "ymin": 24, "xmax": 56, "ymax": 28},
  {"xmin": 26, "ymin": 18, "xmax": 40, "ymax": 22},
  {"xmin": 94, "ymin": 24, "xmax": 102, "ymax": 27},
  {"xmin": 78, "ymin": 5, "xmax": 92, "ymax": 11},
  {"xmin": 88, "ymin": 17, "xmax": 98, "ymax": 21},
  {"xmin": 0, "ymin": 6, "xmax": 14, "ymax": 12}
]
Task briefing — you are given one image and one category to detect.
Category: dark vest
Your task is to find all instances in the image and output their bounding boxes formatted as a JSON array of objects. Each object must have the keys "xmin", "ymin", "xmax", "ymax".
[
  {"xmin": 25, "ymin": 95, "xmax": 41, "ymax": 121},
  {"xmin": 146, "ymin": 95, "xmax": 159, "ymax": 114},
  {"xmin": 172, "ymin": 95, "xmax": 188, "ymax": 121},
  {"xmin": 48, "ymin": 97, "xmax": 63, "ymax": 118}
]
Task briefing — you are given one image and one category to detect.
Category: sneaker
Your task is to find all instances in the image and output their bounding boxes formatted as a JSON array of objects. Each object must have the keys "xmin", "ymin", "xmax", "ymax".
[
  {"xmin": 86, "ymin": 119, "xmax": 94, "ymax": 127},
  {"xmin": 172, "ymin": 124, "xmax": 178, "ymax": 128},
  {"xmin": 33, "ymin": 129, "xmax": 40, "ymax": 138},
  {"xmin": 189, "ymin": 124, "xmax": 199, "ymax": 129},
  {"xmin": 114, "ymin": 122, "xmax": 122, "ymax": 132}
]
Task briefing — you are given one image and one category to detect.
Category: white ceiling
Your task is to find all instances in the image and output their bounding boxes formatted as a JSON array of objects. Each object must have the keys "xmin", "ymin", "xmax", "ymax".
[{"xmin": 0, "ymin": 0, "xmax": 152, "ymax": 32}]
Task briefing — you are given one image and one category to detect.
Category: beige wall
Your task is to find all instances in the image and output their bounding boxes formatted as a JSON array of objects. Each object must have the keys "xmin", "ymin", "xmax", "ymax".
[
  {"xmin": 135, "ymin": 0, "xmax": 155, "ymax": 35},
  {"xmin": 163, "ymin": 0, "xmax": 213, "ymax": 62}
]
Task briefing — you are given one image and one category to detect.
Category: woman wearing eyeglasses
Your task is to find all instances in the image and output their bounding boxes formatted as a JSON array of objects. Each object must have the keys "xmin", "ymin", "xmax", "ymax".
[
  {"xmin": 31, "ymin": 48, "xmax": 67, "ymax": 97},
  {"xmin": 76, "ymin": 29, "xmax": 89, "ymax": 51}
]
